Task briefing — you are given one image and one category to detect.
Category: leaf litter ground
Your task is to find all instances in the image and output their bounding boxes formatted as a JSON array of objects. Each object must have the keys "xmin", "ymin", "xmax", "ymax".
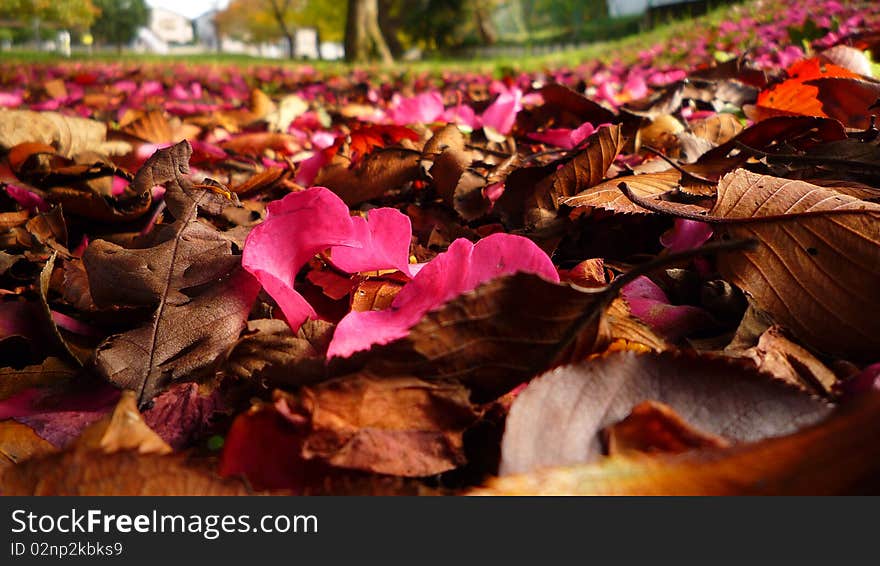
[{"xmin": 1, "ymin": 0, "xmax": 880, "ymax": 494}]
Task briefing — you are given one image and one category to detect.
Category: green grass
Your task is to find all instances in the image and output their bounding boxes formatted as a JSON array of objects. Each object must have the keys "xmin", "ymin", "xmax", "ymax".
[{"xmin": 0, "ymin": 0, "xmax": 789, "ymax": 76}]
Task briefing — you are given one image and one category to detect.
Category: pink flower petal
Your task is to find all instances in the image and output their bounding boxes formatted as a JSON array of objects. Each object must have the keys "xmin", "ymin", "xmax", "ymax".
[
  {"xmin": 481, "ymin": 87, "xmax": 523, "ymax": 135},
  {"xmin": 660, "ymin": 219, "xmax": 714, "ymax": 253},
  {"xmin": 329, "ymin": 208, "xmax": 413, "ymax": 275},
  {"xmin": 0, "ymin": 91, "xmax": 23, "ymax": 108},
  {"xmin": 3, "ymin": 184, "xmax": 48, "ymax": 212},
  {"xmin": 242, "ymin": 187, "xmax": 361, "ymax": 330},
  {"xmin": 528, "ymin": 128, "xmax": 577, "ymax": 149},
  {"xmin": 328, "ymin": 233, "xmax": 559, "ymax": 358},
  {"xmin": 570, "ymin": 122, "xmax": 600, "ymax": 146},
  {"xmin": 622, "ymin": 276, "xmax": 716, "ymax": 341},
  {"xmin": 389, "ymin": 91, "xmax": 445, "ymax": 125},
  {"xmin": 441, "ymin": 104, "xmax": 479, "ymax": 129},
  {"xmin": 51, "ymin": 311, "xmax": 101, "ymax": 337}
]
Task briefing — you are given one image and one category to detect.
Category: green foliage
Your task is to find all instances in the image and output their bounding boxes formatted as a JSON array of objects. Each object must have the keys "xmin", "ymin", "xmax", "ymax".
[
  {"xmin": 0, "ymin": 0, "xmax": 99, "ymax": 29},
  {"xmin": 215, "ymin": 0, "xmax": 346, "ymax": 43},
  {"xmin": 91, "ymin": 0, "xmax": 150, "ymax": 47}
]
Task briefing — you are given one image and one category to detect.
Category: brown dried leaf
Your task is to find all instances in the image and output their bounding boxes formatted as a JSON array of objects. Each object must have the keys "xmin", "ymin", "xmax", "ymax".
[
  {"xmin": 0, "ymin": 358, "xmax": 78, "ymax": 401},
  {"xmin": 0, "ymin": 421, "xmax": 56, "ymax": 470},
  {"xmin": 223, "ymin": 318, "xmax": 334, "ymax": 387},
  {"xmin": 563, "ymin": 169, "xmax": 682, "ymax": 214},
  {"xmin": 688, "ymin": 113, "xmax": 745, "ymax": 146},
  {"xmin": 1, "ymin": 449, "xmax": 251, "ymax": 495},
  {"xmin": 710, "ymin": 169, "xmax": 880, "ymax": 360},
  {"xmin": 475, "ymin": 392, "xmax": 880, "ymax": 495},
  {"xmin": 280, "ymin": 372, "xmax": 479, "ymax": 477},
  {"xmin": 733, "ymin": 326, "xmax": 838, "ymax": 396},
  {"xmin": 603, "ymin": 401, "xmax": 731, "ymax": 456},
  {"xmin": 83, "ymin": 142, "xmax": 260, "ymax": 404},
  {"xmin": 316, "ymin": 147, "xmax": 422, "ymax": 206},
  {"xmin": 0, "ymin": 110, "xmax": 122, "ymax": 158},
  {"xmin": 498, "ymin": 125, "xmax": 624, "ymax": 226},
  {"xmin": 73, "ymin": 390, "xmax": 172, "ymax": 455},
  {"xmin": 500, "ymin": 350, "xmax": 830, "ymax": 475}
]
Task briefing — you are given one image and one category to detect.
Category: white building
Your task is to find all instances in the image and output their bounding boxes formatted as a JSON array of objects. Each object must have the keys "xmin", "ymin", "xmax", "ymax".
[
  {"xmin": 194, "ymin": 10, "xmax": 220, "ymax": 51},
  {"xmin": 608, "ymin": 0, "xmax": 701, "ymax": 17},
  {"xmin": 149, "ymin": 7, "xmax": 194, "ymax": 45}
]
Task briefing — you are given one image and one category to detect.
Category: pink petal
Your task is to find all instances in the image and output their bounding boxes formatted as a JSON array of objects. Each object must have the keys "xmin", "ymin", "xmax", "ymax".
[
  {"xmin": 51, "ymin": 311, "xmax": 101, "ymax": 337},
  {"xmin": 329, "ymin": 208, "xmax": 413, "ymax": 275},
  {"xmin": 528, "ymin": 128, "xmax": 577, "ymax": 149},
  {"xmin": 3, "ymin": 184, "xmax": 48, "ymax": 212},
  {"xmin": 481, "ymin": 87, "xmax": 523, "ymax": 135},
  {"xmin": 441, "ymin": 104, "xmax": 479, "ymax": 129},
  {"xmin": 111, "ymin": 176, "xmax": 130, "ymax": 196},
  {"xmin": 660, "ymin": 219, "xmax": 714, "ymax": 253},
  {"xmin": 622, "ymin": 276, "xmax": 716, "ymax": 341},
  {"xmin": 570, "ymin": 122, "xmax": 600, "ymax": 146},
  {"xmin": 295, "ymin": 150, "xmax": 332, "ymax": 186},
  {"xmin": 389, "ymin": 92, "xmax": 445, "ymax": 125},
  {"xmin": 0, "ymin": 91, "xmax": 23, "ymax": 108},
  {"xmin": 328, "ymin": 233, "xmax": 558, "ymax": 358},
  {"xmin": 242, "ymin": 187, "xmax": 361, "ymax": 331}
]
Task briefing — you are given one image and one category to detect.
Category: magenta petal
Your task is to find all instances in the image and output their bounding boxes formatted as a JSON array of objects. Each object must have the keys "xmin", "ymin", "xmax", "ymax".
[
  {"xmin": 527, "ymin": 128, "xmax": 576, "ymax": 149},
  {"xmin": 329, "ymin": 207, "xmax": 413, "ymax": 275},
  {"xmin": 242, "ymin": 187, "xmax": 361, "ymax": 330},
  {"xmin": 295, "ymin": 150, "xmax": 332, "ymax": 186},
  {"xmin": 328, "ymin": 233, "xmax": 558, "ymax": 358},
  {"xmin": 389, "ymin": 92, "xmax": 445, "ymax": 125},
  {"xmin": 569, "ymin": 122, "xmax": 599, "ymax": 146},
  {"xmin": 622, "ymin": 276, "xmax": 716, "ymax": 341},
  {"xmin": 4, "ymin": 184, "xmax": 48, "ymax": 212},
  {"xmin": 660, "ymin": 219, "xmax": 714, "ymax": 253},
  {"xmin": 441, "ymin": 104, "xmax": 479, "ymax": 129},
  {"xmin": 465, "ymin": 233, "xmax": 560, "ymax": 288},
  {"xmin": 0, "ymin": 91, "xmax": 23, "ymax": 108},
  {"xmin": 481, "ymin": 88, "xmax": 523, "ymax": 135}
]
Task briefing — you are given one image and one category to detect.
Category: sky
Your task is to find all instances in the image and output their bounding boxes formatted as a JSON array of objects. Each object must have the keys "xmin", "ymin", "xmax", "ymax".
[{"xmin": 147, "ymin": 0, "xmax": 228, "ymax": 19}]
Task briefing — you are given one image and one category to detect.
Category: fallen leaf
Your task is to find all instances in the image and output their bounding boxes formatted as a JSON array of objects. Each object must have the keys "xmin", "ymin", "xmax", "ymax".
[
  {"xmin": 0, "ymin": 109, "xmax": 124, "ymax": 157},
  {"xmin": 474, "ymin": 392, "xmax": 880, "ymax": 495},
  {"xmin": 500, "ymin": 350, "xmax": 830, "ymax": 475},
  {"xmin": 708, "ymin": 169, "xmax": 880, "ymax": 361},
  {"xmin": 316, "ymin": 147, "xmax": 422, "ymax": 205},
  {"xmin": 280, "ymin": 372, "xmax": 479, "ymax": 476},
  {"xmin": 497, "ymin": 125, "xmax": 624, "ymax": 226},
  {"xmin": 731, "ymin": 325, "xmax": 838, "ymax": 396},
  {"xmin": 73, "ymin": 390, "xmax": 171, "ymax": 454},
  {"xmin": 603, "ymin": 400, "xmax": 731, "ymax": 456},
  {"xmin": 1, "ymin": 449, "xmax": 251, "ymax": 495},
  {"xmin": 0, "ymin": 421, "xmax": 56, "ymax": 470},
  {"xmin": 0, "ymin": 358, "xmax": 78, "ymax": 401},
  {"xmin": 84, "ymin": 142, "xmax": 260, "ymax": 404}
]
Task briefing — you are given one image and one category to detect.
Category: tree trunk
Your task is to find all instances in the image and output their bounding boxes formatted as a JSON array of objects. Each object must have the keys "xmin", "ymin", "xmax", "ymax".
[
  {"xmin": 345, "ymin": 0, "xmax": 393, "ymax": 64},
  {"xmin": 284, "ymin": 31, "xmax": 295, "ymax": 59},
  {"xmin": 474, "ymin": 4, "xmax": 498, "ymax": 45},
  {"xmin": 378, "ymin": 0, "xmax": 404, "ymax": 58}
]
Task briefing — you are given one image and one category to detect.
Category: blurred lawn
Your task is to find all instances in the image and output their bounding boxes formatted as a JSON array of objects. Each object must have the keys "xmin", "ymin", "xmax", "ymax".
[{"xmin": 0, "ymin": 2, "xmax": 774, "ymax": 74}]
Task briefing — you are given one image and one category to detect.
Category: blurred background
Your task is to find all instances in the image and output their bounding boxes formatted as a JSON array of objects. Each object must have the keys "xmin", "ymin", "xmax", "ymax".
[{"xmin": 0, "ymin": 0, "xmax": 734, "ymax": 62}]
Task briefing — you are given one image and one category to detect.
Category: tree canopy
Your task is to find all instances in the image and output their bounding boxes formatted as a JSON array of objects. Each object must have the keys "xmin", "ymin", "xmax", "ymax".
[
  {"xmin": 90, "ymin": 0, "xmax": 150, "ymax": 48},
  {"xmin": 0, "ymin": 0, "xmax": 99, "ymax": 29}
]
